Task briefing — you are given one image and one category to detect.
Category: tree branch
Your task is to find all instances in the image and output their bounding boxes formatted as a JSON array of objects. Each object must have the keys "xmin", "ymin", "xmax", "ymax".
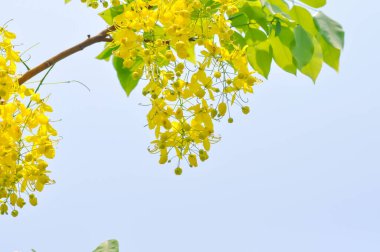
[{"xmin": 18, "ymin": 26, "xmax": 115, "ymax": 85}]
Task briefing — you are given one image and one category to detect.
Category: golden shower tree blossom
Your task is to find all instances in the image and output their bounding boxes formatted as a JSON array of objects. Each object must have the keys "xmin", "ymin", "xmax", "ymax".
[
  {"xmin": 1, "ymin": 0, "xmax": 344, "ymax": 216},
  {"xmin": 0, "ymin": 27, "xmax": 58, "ymax": 217}
]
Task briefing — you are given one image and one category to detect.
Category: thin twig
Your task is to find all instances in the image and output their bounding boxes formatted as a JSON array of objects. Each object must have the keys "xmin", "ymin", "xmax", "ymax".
[{"xmin": 18, "ymin": 26, "xmax": 115, "ymax": 85}]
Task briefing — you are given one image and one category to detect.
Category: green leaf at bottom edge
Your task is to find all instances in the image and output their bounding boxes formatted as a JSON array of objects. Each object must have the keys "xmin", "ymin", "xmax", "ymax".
[{"xmin": 93, "ymin": 239, "xmax": 119, "ymax": 252}]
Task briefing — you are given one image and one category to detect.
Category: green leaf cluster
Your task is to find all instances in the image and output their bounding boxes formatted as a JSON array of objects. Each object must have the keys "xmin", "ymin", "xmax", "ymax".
[{"xmin": 230, "ymin": 0, "xmax": 344, "ymax": 81}]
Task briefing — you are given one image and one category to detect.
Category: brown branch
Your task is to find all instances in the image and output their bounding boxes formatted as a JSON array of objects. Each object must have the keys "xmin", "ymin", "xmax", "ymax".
[{"xmin": 18, "ymin": 26, "xmax": 115, "ymax": 85}]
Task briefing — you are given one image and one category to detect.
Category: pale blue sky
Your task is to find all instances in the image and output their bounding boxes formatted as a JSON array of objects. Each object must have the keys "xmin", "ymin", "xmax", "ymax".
[{"xmin": 1, "ymin": 1, "xmax": 380, "ymax": 251}]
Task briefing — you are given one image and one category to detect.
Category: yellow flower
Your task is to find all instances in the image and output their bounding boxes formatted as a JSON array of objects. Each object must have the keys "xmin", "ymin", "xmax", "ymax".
[
  {"xmin": 0, "ymin": 26, "xmax": 59, "ymax": 217},
  {"xmin": 218, "ymin": 102, "xmax": 227, "ymax": 116},
  {"xmin": 188, "ymin": 154, "xmax": 198, "ymax": 167}
]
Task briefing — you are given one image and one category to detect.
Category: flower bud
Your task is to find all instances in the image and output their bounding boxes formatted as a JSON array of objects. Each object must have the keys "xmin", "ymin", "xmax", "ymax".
[
  {"xmin": 242, "ymin": 106, "xmax": 250, "ymax": 115},
  {"xmin": 174, "ymin": 167, "xmax": 183, "ymax": 175}
]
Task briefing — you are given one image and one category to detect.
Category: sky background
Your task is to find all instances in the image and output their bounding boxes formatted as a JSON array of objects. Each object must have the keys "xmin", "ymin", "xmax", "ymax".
[{"xmin": 1, "ymin": 1, "xmax": 380, "ymax": 251}]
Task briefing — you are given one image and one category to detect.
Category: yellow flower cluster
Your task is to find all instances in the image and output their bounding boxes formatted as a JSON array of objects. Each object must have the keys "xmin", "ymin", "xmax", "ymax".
[
  {"xmin": 110, "ymin": 0, "xmax": 260, "ymax": 174},
  {"xmin": 0, "ymin": 27, "xmax": 18, "ymax": 101},
  {"xmin": 1, "ymin": 27, "xmax": 58, "ymax": 217}
]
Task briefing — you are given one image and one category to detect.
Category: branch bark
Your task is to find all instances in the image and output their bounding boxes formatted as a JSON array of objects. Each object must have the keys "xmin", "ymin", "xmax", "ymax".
[{"xmin": 18, "ymin": 26, "xmax": 115, "ymax": 85}]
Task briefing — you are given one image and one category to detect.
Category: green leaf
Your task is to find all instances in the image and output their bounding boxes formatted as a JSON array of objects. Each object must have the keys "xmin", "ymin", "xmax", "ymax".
[
  {"xmin": 292, "ymin": 25, "xmax": 314, "ymax": 69},
  {"xmin": 245, "ymin": 28, "xmax": 267, "ymax": 46},
  {"xmin": 143, "ymin": 25, "xmax": 165, "ymax": 41},
  {"xmin": 271, "ymin": 37, "xmax": 296, "ymax": 74},
  {"xmin": 299, "ymin": 0, "xmax": 326, "ymax": 8},
  {"xmin": 64, "ymin": 0, "xmax": 71, "ymax": 3},
  {"xmin": 93, "ymin": 240, "xmax": 119, "ymax": 252},
  {"xmin": 113, "ymin": 56, "xmax": 143, "ymax": 96},
  {"xmin": 239, "ymin": 3, "xmax": 270, "ymax": 33},
  {"xmin": 319, "ymin": 36, "xmax": 341, "ymax": 71},
  {"xmin": 96, "ymin": 45, "xmax": 119, "ymax": 61},
  {"xmin": 290, "ymin": 5, "xmax": 317, "ymax": 35},
  {"xmin": 192, "ymin": 0, "xmax": 220, "ymax": 18},
  {"xmin": 247, "ymin": 40, "xmax": 272, "ymax": 78},
  {"xmin": 275, "ymin": 20, "xmax": 282, "ymax": 36},
  {"xmin": 99, "ymin": 5, "xmax": 125, "ymax": 25},
  {"xmin": 230, "ymin": 31, "xmax": 246, "ymax": 48},
  {"xmin": 204, "ymin": 0, "xmax": 221, "ymax": 10},
  {"xmin": 262, "ymin": 0, "xmax": 290, "ymax": 14},
  {"xmin": 270, "ymin": 27, "xmax": 297, "ymax": 74},
  {"xmin": 314, "ymin": 11, "xmax": 345, "ymax": 50},
  {"xmin": 277, "ymin": 25, "xmax": 294, "ymax": 45},
  {"xmin": 300, "ymin": 37, "xmax": 323, "ymax": 82},
  {"xmin": 229, "ymin": 12, "xmax": 249, "ymax": 32}
]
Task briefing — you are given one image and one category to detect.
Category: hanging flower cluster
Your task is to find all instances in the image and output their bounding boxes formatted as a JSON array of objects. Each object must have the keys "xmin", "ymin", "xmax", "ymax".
[
  {"xmin": 74, "ymin": 0, "xmax": 346, "ymax": 174},
  {"xmin": 107, "ymin": 0, "xmax": 260, "ymax": 174},
  {"xmin": 0, "ymin": 27, "xmax": 58, "ymax": 217}
]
